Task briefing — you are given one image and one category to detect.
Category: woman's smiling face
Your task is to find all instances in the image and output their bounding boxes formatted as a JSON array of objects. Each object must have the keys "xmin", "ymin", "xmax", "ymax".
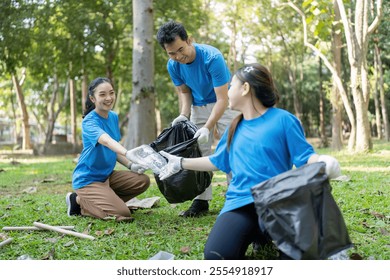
[{"xmin": 90, "ymin": 82, "xmax": 115, "ymax": 117}]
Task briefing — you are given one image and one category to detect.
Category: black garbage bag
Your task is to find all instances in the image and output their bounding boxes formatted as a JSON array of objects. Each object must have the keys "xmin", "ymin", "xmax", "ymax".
[
  {"xmin": 150, "ymin": 121, "xmax": 213, "ymax": 204},
  {"xmin": 251, "ymin": 162, "xmax": 352, "ymax": 260},
  {"xmin": 150, "ymin": 121, "xmax": 197, "ymax": 152}
]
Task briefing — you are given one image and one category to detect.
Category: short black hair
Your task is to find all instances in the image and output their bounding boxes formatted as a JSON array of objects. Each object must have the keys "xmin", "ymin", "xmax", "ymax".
[{"xmin": 156, "ymin": 20, "xmax": 188, "ymax": 49}]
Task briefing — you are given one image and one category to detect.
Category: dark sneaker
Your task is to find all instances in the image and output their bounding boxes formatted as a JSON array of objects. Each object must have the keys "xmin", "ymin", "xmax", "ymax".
[
  {"xmin": 179, "ymin": 199, "xmax": 209, "ymax": 218},
  {"xmin": 66, "ymin": 192, "xmax": 81, "ymax": 216}
]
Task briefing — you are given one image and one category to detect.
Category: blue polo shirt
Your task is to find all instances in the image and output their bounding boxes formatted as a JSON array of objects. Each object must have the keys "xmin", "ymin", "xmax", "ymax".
[
  {"xmin": 72, "ymin": 110, "xmax": 121, "ymax": 189},
  {"xmin": 167, "ymin": 43, "xmax": 231, "ymax": 106},
  {"xmin": 209, "ymin": 108, "xmax": 315, "ymax": 215}
]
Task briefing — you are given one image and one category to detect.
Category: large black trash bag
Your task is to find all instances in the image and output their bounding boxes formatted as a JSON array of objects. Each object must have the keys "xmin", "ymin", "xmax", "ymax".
[
  {"xmin": 150, "ymin": 121, "xmax": 197, "ymax": 152},
  {"xmin": 251, "ymin": 162, "xmax": 352, "ymax": 260},
  {"xmin": 150, "ymin": 121, "xmax": 212, "ymax": 204}
]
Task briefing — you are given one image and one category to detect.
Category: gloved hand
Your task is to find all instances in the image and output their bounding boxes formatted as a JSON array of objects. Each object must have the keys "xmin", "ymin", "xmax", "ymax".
[
  {"xmin": 318, "ymin": 155, "xmax": 341, "ymax": 179},
  {"xmin": 125, "ymin": 145, "xmax": 167, "ymax": 175},
  {"xmin": 128, "ymin": 162, "xmax": 146, "ymax": 174},
  {"xmin": 172, "ymin": 114, "xmax": 189, "ymax": 126},
  {"xmin": 158, "ymin": 151, "xmax": 183, "ymax": 180},
  {"xmin": 193, "ymin": 127, "xmax": 210, "ymax": 144}
]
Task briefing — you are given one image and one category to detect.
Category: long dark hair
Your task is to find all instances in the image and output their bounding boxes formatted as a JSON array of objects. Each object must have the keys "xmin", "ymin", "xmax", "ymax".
[
  {"xmin": 83, "ymin": 77, "xmax": 113, "ymax": 118},
  {"xmin": 227, "ymin": 63, "xmax": 279, "ymax": 148}
]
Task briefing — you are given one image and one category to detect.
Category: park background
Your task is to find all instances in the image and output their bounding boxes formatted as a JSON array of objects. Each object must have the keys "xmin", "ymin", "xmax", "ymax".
[{"xmin": 0, "ymin": 0, "xmax": 389, "ymax": 260}]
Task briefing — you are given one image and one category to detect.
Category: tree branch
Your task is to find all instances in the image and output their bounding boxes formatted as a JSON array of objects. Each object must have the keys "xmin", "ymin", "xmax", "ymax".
[
  {"xmin": 336, "ymin": 0, "xmax": 358, "ymax": 66},
  {"xmin": 19, "ymin": 68, "xmax": 27, "ymax": 86},
  {"xmin": 281, "ymin": 1, "xmax": 356, "ymax": 143},
  {"xmin": 367, "ymin": 0, "xmax": 383, "ymax": 35}
]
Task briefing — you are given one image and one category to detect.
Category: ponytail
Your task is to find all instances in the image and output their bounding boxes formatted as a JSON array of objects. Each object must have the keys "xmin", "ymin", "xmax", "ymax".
[
  {"xmin": 83, "ymin": 97, "xmax": 95, "ymax": 118},
  {"xmin": 227, "ymin": 113, "xmax": 243, "ymax": 150}
]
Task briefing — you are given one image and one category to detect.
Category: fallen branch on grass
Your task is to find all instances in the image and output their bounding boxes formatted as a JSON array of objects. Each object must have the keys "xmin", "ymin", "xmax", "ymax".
[
  {"xmin": 2, "ymin": 226, "xmax": 75, "ymax": 231},
  {"xmin": 33, "ymin": 222, "xmax": 95, "ymax": 240},
  {"xmin": 0, "ymin": 238, "xmax": 13, "ymax": 248}
]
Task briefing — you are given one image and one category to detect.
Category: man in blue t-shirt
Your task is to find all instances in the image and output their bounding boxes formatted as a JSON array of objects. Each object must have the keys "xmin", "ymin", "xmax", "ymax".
[{"xmin": 157, "ymin": 21, "xmax": 238, "ymax": 217}]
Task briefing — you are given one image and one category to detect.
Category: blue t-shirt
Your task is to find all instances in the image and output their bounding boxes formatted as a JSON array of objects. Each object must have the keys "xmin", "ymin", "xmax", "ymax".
[
  {"xmin": 72, "ymin": 110, "xmax": 121, "ymax": 190},
  {"xmin": 209, "ymin": 108, "xmax": 315, "ymax": 215},
  {"xmin": 167, "ymin": 43, "xmax": 231, "ymax": 106}
]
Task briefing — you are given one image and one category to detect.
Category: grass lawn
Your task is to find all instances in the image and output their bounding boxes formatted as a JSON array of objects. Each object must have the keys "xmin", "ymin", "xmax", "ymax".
[{"xmin": 0, "ymin": 140, "xmax": 389, "ymax": 260}]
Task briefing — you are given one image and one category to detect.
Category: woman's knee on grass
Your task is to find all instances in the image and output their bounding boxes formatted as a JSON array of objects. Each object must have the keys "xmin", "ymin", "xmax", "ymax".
[{"xmin": 134, "ymin": 173, "xmax": 151, "ymax": 194}]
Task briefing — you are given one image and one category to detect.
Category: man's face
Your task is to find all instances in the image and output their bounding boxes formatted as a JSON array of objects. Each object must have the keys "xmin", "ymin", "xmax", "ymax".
[{"xmin": 164, "ymin": 36, "xmax": 195, "ymax": 64}]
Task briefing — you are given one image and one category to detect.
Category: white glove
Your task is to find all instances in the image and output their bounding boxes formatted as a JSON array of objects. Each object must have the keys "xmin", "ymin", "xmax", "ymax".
[
  {"xmin": 128, "ymin": 162, "xmax": 146, "ymax": 174},
  {"xmin": 125, "ymin": 145, "xmax": 166, "ymax": 174},
  {"xmin": 125, "ymin": 148, "xmax": 149, "ymax": 174},
  {"xmin": 158, "ymin": 151, "xmax": 183, "ymax": 180},
  {"xmin": 193, "ymin": 127, "xmax": 210, "ymax": 144},
  {"xmin": 172, "ymin": 114, "xmax": 189, "ymax": 126},
  {"xmin": 318, "ymin": 155, "xmax": 341, "ymax": 179}
]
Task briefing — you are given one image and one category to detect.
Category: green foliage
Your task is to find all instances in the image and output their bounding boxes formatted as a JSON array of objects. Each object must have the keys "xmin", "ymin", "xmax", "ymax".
[
  {"xmin": 0, "ymin": 0, "xmax": 35, "ymax": 74},
  {"xmin": 304, "ymin": 0, "xmax": 334, "ymax": 42},
  {"xmin": 0, "ymin": 0, "xmax": 389, "ymax": 147},
  {"xmin": 0, "ymin": 141, "xmax": 389, "ymax": 260}
]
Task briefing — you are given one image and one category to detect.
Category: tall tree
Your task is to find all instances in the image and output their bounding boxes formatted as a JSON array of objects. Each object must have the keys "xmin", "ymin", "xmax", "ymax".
[
  {"xmin": 318, "ymin": 58, "xmax": 328, "ymax": 147},
  {"xmin": 0, "ymin": 1, "xmax": 34, "ymax": 150},
  {"xmin": 125, "ymin": 0, "xmax": 156, "ymax": 148},
  {"xmin": 286, "ymin": 0, "xmax": 383, "ymax": 152},
  {"xmin": 374, "ymin": 41, "xmax": 389, "ymax": 140},
  {"xmin": 69, "ymin": 77, "xmax": 78, "ymax": 152},
  {"xmin": 12, "ymin": 70, "xmax": 31, "ymax": 150},
  {"xmin": 371, "ymin": 4, "xmax": 389, "ymax": 141},
  {"xmin": 28, "ymin": 1, "xmax": 77, "ymax": 152},
  {"xmin": 337, "ymin": 0, "xmax": 383, "ymax": 151},
  {"xmin": 331, "ymin": 0, "xmax": 344, "ymax": 151}
]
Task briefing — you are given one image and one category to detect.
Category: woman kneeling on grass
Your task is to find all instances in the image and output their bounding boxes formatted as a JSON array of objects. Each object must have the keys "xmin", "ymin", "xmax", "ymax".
[
  {"xmin": 157, "ymin": 63, "xmax": 341, "ymax": 259},
  {"xmin": 66, "ymin": 77, "xmax": 150, "ymax": 222}
]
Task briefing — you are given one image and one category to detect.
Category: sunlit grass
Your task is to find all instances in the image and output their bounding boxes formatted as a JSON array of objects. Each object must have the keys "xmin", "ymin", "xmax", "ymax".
[{"xmin": 0, "ymin": 140, "xmax": 389, "ymax": 260}]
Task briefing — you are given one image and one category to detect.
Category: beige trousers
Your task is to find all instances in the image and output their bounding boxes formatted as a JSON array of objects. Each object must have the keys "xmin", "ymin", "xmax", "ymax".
[
  {"xmin": 75, "ymin": 170, "xmax": 150, "ymax": 221},
  {"xmin": 191, "ymin": 103, "xmax": 239, "ymax": 201}
]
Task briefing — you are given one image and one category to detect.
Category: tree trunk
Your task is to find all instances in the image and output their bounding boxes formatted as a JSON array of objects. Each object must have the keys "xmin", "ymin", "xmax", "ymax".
[
  {"xmin": 228, "ymin": 18, "xmax": 238, "ymax": 72},
  {"xmin": 114, "ymin": 77, "xmax": 122, "ymax": 113},
  {"xmin": 43, "ymin": 75, "xmax": 70, "ymax": 153},
  {"xmin": 82, "ymin": 72, "xmax": 88, "ymax": 114},
  {"xmin": 331, "ymin": 0, "xmax": 344, "ymax": 151},
  {"xmin": 69, "ymin": 78, "xmax": 78, "ymax": 152},
  {"xmin": 375, "ymin": 44, "xmax": 389, "ymax": 141},
  {"xmin": 44, "ymin": 74, "xmax": 60, "ymax": 149},
  {"xmin": 351, "ymin": 65, "xmax": 372, "ymax": 151},
  {"xmin": 373, "ymin": 43, "xmax": 382, "ymax": 138},
  {"xmin": 278, "ymin": 29, "xmax": 303, "ymax": 122},
  {"xmin": 12, "ymin": 74, "xmax": 32, "ymax": 150},
  {"xmin": 124, "ymin": 0, "xmax": 156, "ymax": 149},
  {"xmin": 337, "ymin": 0, "xmax": 382, "ymax": 152},
  {"xmin": 288, "ymin": 68, "xmax": 302, "ymax": 121},
  {"xmin": 350, "ymin": 0, "xmax": 372, "ymax": 151},
  {"xmin": 106, "ymin": 51, "xmax": 115, "ymax": 83},
  {"xmin": 10, "ymin": 94, "xmax": 18, "ymax": 144},
  {"xmin": 318, "ymin": 58, "xmax": 328, "ymax": 148},
  {"xmin": 285, "ymin": 1, "xmax": 357, "ymax": 151}
]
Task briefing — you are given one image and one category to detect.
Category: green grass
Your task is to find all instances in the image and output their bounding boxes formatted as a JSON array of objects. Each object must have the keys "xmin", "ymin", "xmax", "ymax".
[{"xmin": 0, "ymin": 140, "xmax": 389, "ymax": 260}]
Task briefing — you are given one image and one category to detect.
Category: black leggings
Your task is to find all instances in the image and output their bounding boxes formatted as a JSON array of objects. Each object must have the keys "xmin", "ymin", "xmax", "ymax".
[{"xmin": 204, "ymin": 203, "xmax": 271, "ymax": 260}]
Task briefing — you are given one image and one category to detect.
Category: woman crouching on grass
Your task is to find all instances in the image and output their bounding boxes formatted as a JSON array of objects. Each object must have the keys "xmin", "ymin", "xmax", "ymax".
[
  {"xmin": 156, "ymin": 63, "xmax": 341, "ymax": 259},
  {"xmin": 66, "ymin": 77, "xmax": 150, "ymax": 222}
]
